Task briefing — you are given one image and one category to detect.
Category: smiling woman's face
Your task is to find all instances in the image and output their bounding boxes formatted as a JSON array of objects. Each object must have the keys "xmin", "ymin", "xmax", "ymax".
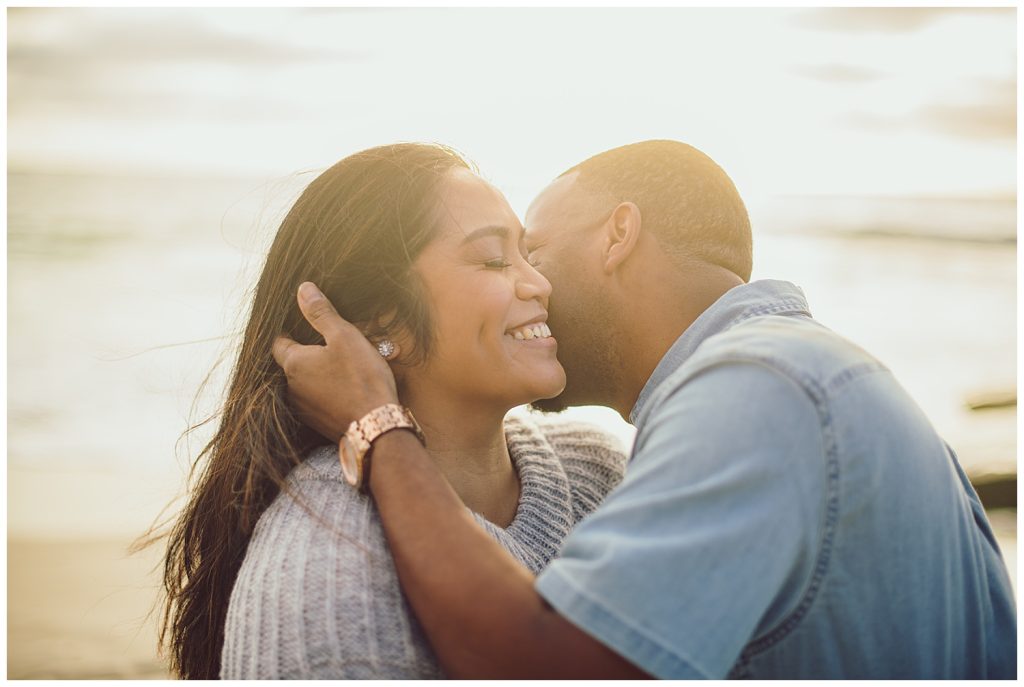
[{"xmin": 405, "ymin": 168, "xmax": 566, "ymax": 409}]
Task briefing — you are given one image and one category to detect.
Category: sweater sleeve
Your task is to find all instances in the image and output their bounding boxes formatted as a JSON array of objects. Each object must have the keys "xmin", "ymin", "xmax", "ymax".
[
  {"xmin": 540, "ymin": 421, "xmax": 629, "ymax": 523},
  {"xmin": 220, "ymin": 448, "xmax": 443, "ymax": 679}
]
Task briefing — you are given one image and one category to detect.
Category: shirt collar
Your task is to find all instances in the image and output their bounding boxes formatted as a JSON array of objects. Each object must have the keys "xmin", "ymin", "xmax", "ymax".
[{"xmin": 628, "ymin": 279, "xmax": 812, "ymax": 425}]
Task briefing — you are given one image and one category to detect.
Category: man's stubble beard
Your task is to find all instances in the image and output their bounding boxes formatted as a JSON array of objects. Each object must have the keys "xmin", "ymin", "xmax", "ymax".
[{"xmin": 530, "ymin": 295, "xmax": 621, "ymax": 414}]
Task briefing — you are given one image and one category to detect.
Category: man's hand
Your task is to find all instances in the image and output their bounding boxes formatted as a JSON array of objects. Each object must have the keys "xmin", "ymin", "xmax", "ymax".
[{"xmin": 272, "ymin": 281, "xmax": 399, "ymax": 442}]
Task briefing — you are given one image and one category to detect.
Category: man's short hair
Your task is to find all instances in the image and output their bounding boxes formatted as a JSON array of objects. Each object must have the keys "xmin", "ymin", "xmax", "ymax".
[{"xmin": 560, "ymin": 140, "xmax": 753, "ymax": 281}]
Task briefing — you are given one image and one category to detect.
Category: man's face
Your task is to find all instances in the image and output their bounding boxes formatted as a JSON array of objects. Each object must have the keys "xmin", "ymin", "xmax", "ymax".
[{"xmin": 523, "ymin": 173, "xmax": 621, "ymax": 412}]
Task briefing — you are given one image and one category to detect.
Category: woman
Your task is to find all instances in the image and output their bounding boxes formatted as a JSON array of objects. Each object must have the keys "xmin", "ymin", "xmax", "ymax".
[{"xmin": 159, "ymin": 143, "xmax": 626, "ymax": 679}]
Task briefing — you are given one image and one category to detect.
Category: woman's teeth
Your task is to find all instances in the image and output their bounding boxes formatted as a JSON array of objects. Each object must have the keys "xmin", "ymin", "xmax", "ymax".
[{"xmin": 506, "ymin": 323, "xmax": 552, "ymax": 341}]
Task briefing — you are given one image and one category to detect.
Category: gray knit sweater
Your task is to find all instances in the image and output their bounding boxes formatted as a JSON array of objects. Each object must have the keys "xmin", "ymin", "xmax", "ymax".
[{"xmin": 220, "ymin": 415, "xmax": 627, "ymax": 679}]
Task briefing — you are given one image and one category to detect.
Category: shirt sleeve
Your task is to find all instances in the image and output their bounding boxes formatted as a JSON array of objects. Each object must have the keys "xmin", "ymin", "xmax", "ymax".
[{"xmin": 535, "ymin": 362, "xmax": 827, "ymax": 679}]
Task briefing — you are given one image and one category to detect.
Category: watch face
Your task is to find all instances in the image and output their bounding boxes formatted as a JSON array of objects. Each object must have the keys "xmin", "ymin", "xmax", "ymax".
[{"xmin": 338, "ymin": 436, "xmax": 361, "ymax": 488}]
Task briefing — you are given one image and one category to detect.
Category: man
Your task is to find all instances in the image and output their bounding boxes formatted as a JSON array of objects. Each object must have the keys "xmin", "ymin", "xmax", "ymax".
[{"xmin": 273, "ymin": 140, "xmax": 1016, "ymax": 678}]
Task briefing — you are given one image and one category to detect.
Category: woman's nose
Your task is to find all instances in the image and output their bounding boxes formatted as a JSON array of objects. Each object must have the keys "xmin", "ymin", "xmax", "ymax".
[{"xmin": 515, "ymin": 262, "xmax": 552, "ymax": 305}]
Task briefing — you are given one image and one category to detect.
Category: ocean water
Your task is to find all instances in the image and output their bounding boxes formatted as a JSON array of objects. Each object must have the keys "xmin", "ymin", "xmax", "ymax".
[{"xmin": 7, "ymin": 171, "xmax": 1016, "ymax": 538}]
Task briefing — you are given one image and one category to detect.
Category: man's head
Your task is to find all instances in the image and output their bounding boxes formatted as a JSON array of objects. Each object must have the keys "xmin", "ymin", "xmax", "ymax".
[{"xmin": 524, "ymin": 139, "xmax": 752, "ymax": 413}]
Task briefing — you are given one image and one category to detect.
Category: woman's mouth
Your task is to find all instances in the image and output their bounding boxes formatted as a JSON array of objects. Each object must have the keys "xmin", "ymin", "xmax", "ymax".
[
  {"xmin": 501, "ymin": 323, "xmax": 557, "ymax": 344},
  {"xmin": 504, "ymin": 323, "xmax": 552, "ymax": 341}
]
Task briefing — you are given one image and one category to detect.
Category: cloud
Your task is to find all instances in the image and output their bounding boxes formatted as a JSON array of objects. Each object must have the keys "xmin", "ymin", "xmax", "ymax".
[
  {"xmin": 791, "ymin": 64, "xmax": 884, "ymax": 84},
  {"xmin": 8, "ymin": 8, "xmax": 359, "ymax": 75},
  {"xmin": 842, "ymin": 111, "xmax": 901, "ymax": 133},
  {"xmin": 7, "ymin": 8, "xmax": 363, "ymax": 119},
  {"xmin": 843, "ymin": 79, "xmax": 1015, "ymax": 142},
  {"xmin": 918, "ymin": 80, "xmax": 1016, "ymax": 140},
  {"xmin": 792, "ymin": 7, "xmax": 1012, "ymax": 33}
]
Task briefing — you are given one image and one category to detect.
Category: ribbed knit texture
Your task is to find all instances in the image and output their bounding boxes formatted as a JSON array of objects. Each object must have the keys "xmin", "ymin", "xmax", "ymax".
[{"xmin": 220, "ymin": 415, "xmax": 627, "ymax": 679}]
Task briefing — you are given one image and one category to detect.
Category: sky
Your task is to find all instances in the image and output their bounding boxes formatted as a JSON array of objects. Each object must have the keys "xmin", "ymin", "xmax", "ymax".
[{"xmin": 7, "ymin": 7, "xmax": 1017, "ymax": 212}]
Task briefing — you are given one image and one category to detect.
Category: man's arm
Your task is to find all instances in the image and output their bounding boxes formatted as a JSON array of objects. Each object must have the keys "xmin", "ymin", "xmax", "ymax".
[
  {"xmin": 274, "ymin": 283, "xmax": 649, "ymax": 679},
  {"xmin": 369, "ymin": 431, "xmax": 648, "ymax": 678}
]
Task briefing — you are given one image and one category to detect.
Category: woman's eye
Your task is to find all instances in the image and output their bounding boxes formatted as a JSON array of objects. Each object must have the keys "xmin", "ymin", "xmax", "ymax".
[
  {"xmin": 484, "ymin": 258, "xmax": 512, "ymax": 269},
  {"xmin": 527, "ymin": 254, "xmax": 542, "ymax": 268}
]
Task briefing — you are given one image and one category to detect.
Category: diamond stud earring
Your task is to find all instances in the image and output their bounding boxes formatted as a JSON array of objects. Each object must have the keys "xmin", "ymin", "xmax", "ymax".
[{"xmin": 377, "ymin": 339, "xmax": 396, "ymax": 359}]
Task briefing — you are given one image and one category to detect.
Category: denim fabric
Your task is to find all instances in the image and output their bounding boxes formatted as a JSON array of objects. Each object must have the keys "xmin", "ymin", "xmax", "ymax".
[{"xmin": 535, "ymin": 280, "xmax": 1016, "ymax": 679}]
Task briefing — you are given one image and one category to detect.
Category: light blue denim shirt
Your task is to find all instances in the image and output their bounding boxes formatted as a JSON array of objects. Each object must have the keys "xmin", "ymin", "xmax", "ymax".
[{"xmin": 535, "ymin": 280, "xmax": 1016, "ymax": 679}]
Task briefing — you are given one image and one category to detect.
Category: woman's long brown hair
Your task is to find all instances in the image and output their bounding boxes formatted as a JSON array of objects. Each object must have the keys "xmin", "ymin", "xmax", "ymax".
[{"xmin": 147, "ymin": 143, "xmax": 472, "ymax": 679}]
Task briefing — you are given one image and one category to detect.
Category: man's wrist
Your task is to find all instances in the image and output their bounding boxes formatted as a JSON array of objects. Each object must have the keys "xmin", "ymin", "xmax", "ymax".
[
  {"xmin": 366, "ymin": 428, "xmax": 428, "ymax": 495},
  {"xmin": 340, "ymin": 403, "xmax": 424, "ymax": 492}
]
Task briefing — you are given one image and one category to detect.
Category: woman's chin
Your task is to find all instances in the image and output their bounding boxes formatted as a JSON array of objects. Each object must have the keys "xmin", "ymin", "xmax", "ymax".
[
  {"xmin": 484, "ymin": 362, "xmax": 565, "ymax": 410},
  {"xmin": 522, "ymin": 371, "xmax": 567, "ymax": 404}
]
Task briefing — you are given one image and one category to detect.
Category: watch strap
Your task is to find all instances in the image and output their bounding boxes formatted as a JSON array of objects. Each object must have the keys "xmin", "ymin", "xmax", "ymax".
[{"xmin": 341, "ymin": 403, "xmax": 425, "ymax": 491}]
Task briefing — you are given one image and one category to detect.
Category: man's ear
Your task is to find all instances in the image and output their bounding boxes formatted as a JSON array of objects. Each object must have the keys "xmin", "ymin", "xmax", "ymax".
[{"xmin": 601, "ymin": 202, "xmax": 642, "ymax": 275}]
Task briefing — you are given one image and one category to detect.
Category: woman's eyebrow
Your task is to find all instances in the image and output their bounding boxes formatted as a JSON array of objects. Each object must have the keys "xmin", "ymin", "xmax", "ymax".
[{"xmin": 459, "ymin": 224, "xmax": 523, "ymax": 245}]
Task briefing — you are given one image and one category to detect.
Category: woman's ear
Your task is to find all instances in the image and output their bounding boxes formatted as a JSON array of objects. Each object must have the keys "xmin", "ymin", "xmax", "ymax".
[
  {"xmin": 601, "ymin": 202, "xmax": 642, "ymax": 275},
  {"xmin": 370, "ymin": 338, "xmax": 396, "ymax": 360},
  {"xmin": 365, "ymin": 312, "xmax": 414, "ymax": 368},
  {"xmin": 356, "ymin": 313, "xmax": 400, "ymax": 362}
]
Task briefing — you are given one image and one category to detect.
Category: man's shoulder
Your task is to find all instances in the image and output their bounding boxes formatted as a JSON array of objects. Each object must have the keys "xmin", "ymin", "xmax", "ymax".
[
  {"xmin": 651, "ymin": 314, "xmax": 887, "ymax": 419},
  {"xmin": 703, "ymin": 313, "xmax": 877, "ymax": 370},
  {"xmin": 631, "ymin": 335, "xmax": 832, "ymax": 492}
]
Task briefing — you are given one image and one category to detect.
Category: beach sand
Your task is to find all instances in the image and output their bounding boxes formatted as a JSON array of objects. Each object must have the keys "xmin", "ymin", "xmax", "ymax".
[{"xmin": 8, "ymin": 538, "xmax": 170, "ymax": 679}]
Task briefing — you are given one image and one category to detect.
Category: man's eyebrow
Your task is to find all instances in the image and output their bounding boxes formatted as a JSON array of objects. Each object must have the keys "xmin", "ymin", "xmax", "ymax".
[{"xmin": 459, "ymin": 225, "xmax": 522, "ymax": 245}]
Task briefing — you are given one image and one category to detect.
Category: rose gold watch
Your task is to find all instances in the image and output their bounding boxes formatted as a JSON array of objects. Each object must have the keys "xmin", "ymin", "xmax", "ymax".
[{"xmin": 338, "ymin": 403, "xmax": 425, "ymax": 492}]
